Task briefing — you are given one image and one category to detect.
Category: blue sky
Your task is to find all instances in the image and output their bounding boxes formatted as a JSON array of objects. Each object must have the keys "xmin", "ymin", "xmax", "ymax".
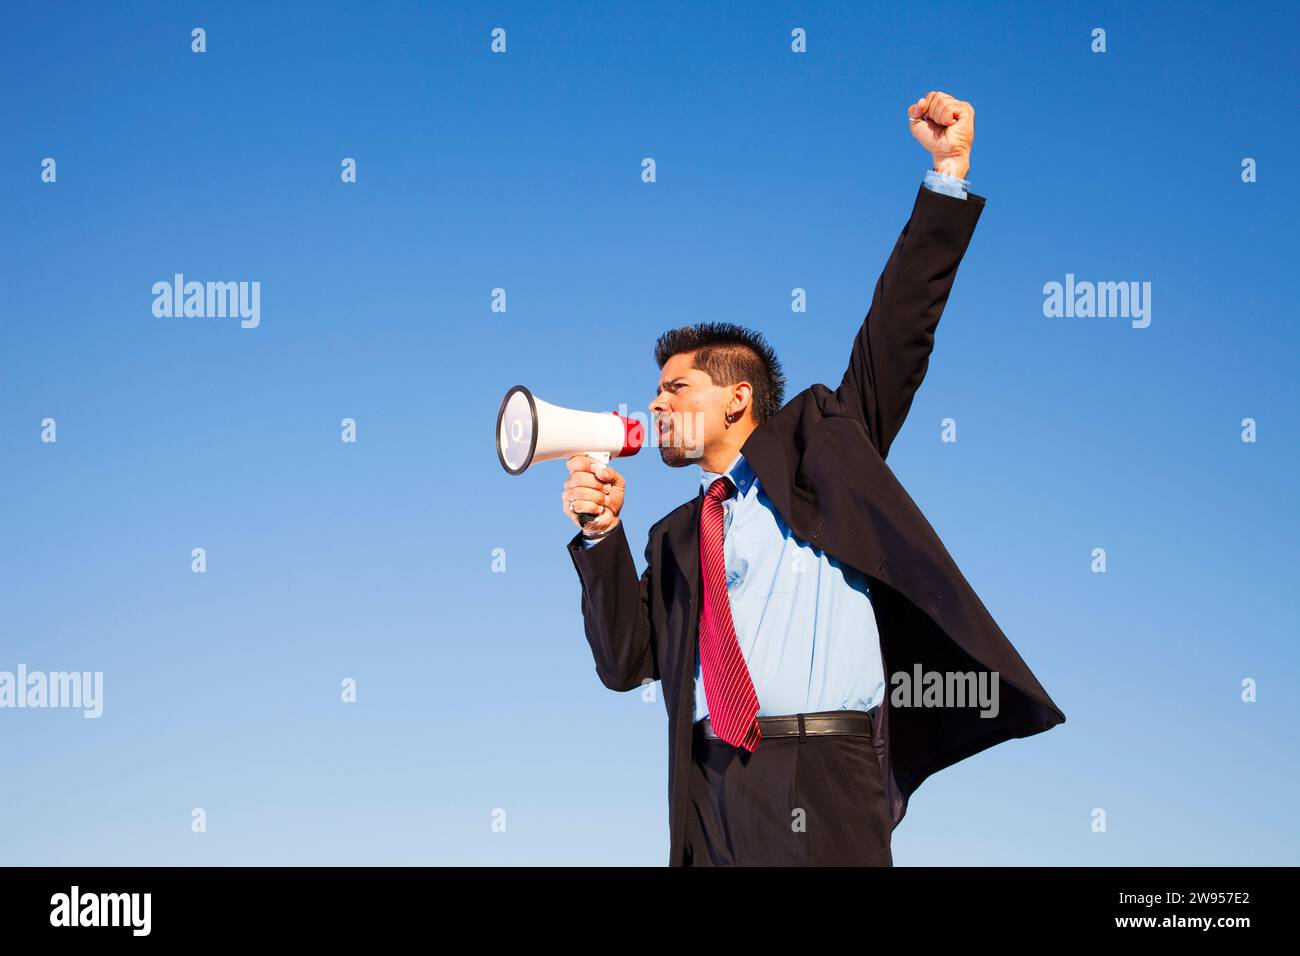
[{"xmin": 1, "ymin": 0, "xmax": 1296, "ymax": 865}]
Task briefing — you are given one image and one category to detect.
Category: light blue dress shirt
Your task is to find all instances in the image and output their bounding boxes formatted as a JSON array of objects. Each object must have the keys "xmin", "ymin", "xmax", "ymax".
[
  {"xmin": 578, "ymin": 171, "xmax": 969, "ymax": 722},
  {"xmin": 686, "ymin": 451, "xmax": 887, "ymax": 722}
]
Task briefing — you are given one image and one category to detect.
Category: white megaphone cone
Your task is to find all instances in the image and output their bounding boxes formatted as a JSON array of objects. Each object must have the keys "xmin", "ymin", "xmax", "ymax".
[{"xmin": 496, "ymin": 386, "xmax": 645, "ymax": 524}]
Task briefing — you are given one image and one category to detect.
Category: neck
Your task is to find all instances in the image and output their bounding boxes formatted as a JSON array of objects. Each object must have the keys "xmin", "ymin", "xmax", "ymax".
[{"xmin": 698, "ymin": 422, "xmax": 757, "ymax": 474}]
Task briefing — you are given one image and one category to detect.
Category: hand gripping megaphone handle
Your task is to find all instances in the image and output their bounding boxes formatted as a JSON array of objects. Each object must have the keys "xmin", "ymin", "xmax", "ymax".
[{"xmin": 578, "ymin": 451, "xmax": 612, "ymax": 527}]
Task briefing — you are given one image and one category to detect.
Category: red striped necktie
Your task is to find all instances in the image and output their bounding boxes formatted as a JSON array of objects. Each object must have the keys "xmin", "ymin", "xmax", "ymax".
[{"xmin": 698, "ymin": 475, "xmax": 761, "ymax": 751}]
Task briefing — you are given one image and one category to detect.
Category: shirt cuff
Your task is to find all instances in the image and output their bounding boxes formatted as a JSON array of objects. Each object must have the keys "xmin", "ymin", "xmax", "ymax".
[{"xmin": 923, "ymin": 168, "xmax": 970, "ymax": 200}]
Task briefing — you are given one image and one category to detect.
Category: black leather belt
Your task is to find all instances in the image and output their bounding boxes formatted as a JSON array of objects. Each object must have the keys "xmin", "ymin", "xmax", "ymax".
[{"xmin": 694, "ymin": 708, "xmax": 876, "ymax": 743}]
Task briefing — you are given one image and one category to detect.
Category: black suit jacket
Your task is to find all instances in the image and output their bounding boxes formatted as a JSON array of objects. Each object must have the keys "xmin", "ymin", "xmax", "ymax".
[{"xmin": 566, "ymin": 183, "xmax": 1066, "ymax": 866}]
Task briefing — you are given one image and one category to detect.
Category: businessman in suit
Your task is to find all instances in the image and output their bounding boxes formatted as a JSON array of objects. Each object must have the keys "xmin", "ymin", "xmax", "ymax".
[{"xmin": 562, "ymin": 91, "xmax": 1066, "ymax": 866}]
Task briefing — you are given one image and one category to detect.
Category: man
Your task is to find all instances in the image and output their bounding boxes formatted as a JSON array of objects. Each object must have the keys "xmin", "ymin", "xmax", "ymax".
[{"xmin": 562, "ymin": 91, "xmax": 1065, "ymax": 866}]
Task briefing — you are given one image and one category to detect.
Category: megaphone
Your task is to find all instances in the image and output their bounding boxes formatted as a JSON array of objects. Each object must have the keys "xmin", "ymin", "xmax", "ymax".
[{"xmin": 496, "ymin": 385, "xmax": 645, "ymax": 523}]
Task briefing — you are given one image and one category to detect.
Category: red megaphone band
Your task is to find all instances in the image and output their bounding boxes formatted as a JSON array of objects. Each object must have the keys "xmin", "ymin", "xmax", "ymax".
[{"xmin": 613, "ymin": 413, "xmax": 644, "ymax": 458}]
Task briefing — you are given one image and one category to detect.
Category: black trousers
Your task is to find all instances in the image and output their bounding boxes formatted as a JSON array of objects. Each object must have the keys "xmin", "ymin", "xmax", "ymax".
[{"xmin": 682, "ymin": 715, "xmax": 893, "ymax": 866}]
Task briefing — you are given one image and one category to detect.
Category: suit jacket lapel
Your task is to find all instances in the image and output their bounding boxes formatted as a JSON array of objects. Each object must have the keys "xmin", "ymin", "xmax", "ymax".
[
  {"xmin": 736, "ymin": 425, "xmax": 793, "ymax": 525},
  {"xmin": 667, "ymin": 487, "xmax": 702, "ymax": 607},
  {"xmin": 665, "ymin": 489, "xmax": 703, "ymax": 713}
]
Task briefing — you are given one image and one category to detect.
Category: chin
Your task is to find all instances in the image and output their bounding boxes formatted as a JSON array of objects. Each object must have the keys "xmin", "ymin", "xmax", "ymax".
[{"xmin": 659, "ymin": 447, "xmax": 694, "ymax": 469}]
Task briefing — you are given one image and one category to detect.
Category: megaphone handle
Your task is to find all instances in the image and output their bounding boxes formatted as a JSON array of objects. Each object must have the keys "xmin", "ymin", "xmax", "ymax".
[{"xmin": 578, "ymin": 451, "xmax": 612, "ymax": 527}]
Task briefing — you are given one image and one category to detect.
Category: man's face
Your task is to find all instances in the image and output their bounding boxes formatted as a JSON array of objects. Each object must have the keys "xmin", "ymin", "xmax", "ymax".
[{"xmin": 649, "ymin": 352, "xmax": 728, "ymax": 468}]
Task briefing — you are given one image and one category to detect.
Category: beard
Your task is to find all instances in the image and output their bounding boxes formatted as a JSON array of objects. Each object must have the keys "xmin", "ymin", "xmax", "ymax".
[
  {"xmin": 655, "ymin": 414, "xmax": 708, "ymax": 468},
  {"xmin": 658, "ymin": 443, "xmax": 695, "ymax": 468},
  {"xmin": 657, "ymin": 429, "xmax": 706, "ymax": 468}
]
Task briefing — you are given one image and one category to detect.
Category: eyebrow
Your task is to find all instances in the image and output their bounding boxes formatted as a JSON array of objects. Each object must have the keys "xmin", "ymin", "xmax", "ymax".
[{"xmin": 657, "ymin": 377, "xmax": 687, "ymax": 393}]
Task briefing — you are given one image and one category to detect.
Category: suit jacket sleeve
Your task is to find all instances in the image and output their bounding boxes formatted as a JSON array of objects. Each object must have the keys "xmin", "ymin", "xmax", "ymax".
[
  {"xmin": 566, "ymin": 520, "xmax": 659, "ymax": 692},
  {"xmin": 831, "ymin": 183, "xmax": 985, "ymax": 460}
]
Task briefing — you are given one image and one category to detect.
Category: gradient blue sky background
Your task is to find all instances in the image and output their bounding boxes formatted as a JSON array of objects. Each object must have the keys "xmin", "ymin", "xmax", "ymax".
[{"xmin": 2, "ymin": 0, "xmax": 1296, "ymax": 865}]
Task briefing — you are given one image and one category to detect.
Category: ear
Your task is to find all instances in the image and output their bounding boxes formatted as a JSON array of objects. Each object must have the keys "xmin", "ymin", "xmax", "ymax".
[{"xmin": 728, "ymin": 382, "xmax": 754, "ymax": 421}]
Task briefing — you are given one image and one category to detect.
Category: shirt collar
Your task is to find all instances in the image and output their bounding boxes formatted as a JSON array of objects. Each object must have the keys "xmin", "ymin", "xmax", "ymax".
[{"xmin": 699, "ymin": 450, "xmax": 757, "ymax": 497}]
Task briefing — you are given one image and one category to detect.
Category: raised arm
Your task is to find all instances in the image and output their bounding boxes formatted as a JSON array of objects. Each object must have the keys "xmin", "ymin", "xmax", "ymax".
[{"xmin": 830, "ymin": 91, "xmax": 984, "ymax": 459}]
